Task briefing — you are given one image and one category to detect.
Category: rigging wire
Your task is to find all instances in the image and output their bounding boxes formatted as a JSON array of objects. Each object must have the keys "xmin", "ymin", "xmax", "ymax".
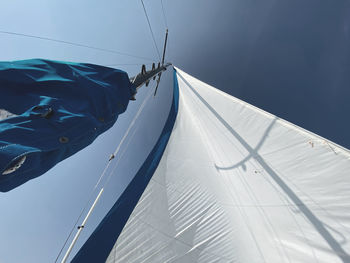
[
  {"xmin": 141, "ymin": 0, "xmax": 162, "ymax": 61},
  {"xmin": 54, "ymin": 3, "xmax": 165, "ymax": 259},
  {"xmin": 104, "ymin": 63, "xmax": 153, "ymax": 67},
  {"xmin": 0, "ymin": 30, "xmax": 154, "ymax": 62},
  {"xmin": 54, "ymin": 85, "xmax": 154, "ymax": 263},
  {"xmin": 101, "ymin": 85, "xmax": 155, "ymax": 188},
  {"xmin": 53, "ymin": 165, "xmax": 112, "ymax": 263}
]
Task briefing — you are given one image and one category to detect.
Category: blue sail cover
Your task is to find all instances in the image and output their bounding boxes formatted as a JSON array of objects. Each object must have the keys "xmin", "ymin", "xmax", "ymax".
[{"xmin": 0, "ymin": 59, "xmax": 134, "ymax": 192}]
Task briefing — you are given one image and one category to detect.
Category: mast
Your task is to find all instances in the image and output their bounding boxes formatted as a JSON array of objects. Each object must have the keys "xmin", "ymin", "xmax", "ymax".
[
  {"xmin": 130, "ymin": 62, "xmax": 171, "ymax": 95},
  {"xmin": 59, "ymin": 30, "xmax": 171, "ymax": 263},
  {"xmin": 161, "ymin": 29, "xmax": 168, "ymax": 66},
  {"xmin": 131, "ymin": 29, "xmax": 170, "ymax": 98},
  {"xmin": 154, "ymin": 29, "xmax": 169, "ymax": 96}
]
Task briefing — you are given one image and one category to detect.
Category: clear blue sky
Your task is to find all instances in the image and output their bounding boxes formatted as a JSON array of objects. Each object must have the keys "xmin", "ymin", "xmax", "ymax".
[{"xmin": 0, "ymin": 1, "xmax": 349, "ymax": 262}]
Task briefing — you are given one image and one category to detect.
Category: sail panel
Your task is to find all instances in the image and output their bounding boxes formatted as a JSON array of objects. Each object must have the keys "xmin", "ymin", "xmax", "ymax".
[
  {"xmin": 105, "ymin": 68, "xmax": 350, "ymax": 262},
  {"xmin": 71, "ymin": 68, "xmax": 179, "ymax": 263}
]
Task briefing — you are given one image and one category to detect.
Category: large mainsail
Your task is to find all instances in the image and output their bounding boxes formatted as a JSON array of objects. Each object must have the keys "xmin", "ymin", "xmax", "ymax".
[{"xmin": 74, "ymin": 67, "xmax": 350, "ymax": 263}]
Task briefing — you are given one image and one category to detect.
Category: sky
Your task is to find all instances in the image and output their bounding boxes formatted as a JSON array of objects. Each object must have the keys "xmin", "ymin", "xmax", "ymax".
[
  {"xmin": 165, "ymin": 0, "xmax": 350, "ymax": 150},
  {"xmin": 0, "ymin": 0, "xmax": 349, "ymax": 262}
]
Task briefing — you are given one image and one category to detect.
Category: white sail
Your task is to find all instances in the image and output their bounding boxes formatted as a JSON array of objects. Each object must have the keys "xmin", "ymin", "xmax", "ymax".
[{"xmin": 104, "ymin": 67, "xmax": 350, "ymax": 263}]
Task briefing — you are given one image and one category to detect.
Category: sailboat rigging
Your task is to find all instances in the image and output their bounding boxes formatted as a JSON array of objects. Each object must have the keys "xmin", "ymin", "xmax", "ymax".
[{"xmin": 1, "ymin": 1, "xmax": 350, "ymax": 263}]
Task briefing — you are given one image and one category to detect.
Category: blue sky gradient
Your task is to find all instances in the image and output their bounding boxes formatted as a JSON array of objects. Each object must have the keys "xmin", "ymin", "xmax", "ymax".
[{"xmin": 0, "ymin": 1, "xmax": 349, "ymax": 262}]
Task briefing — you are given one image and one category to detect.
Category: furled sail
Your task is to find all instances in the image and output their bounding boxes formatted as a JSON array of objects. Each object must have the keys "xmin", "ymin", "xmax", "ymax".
[
  {"xmin": 74, "ymin": 67, "xmax": 350, "ymax": 263},
  {"xmin": 0, "ymin": 59, "xmax": 134, "ymax": 192}
]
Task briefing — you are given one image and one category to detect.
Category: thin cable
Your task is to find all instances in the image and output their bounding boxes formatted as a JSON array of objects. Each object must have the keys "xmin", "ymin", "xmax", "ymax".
[
  {"xmin": 160, "ymin": 0, "xmax": 168, "ymax": 28},
  {"xmin": 104, "ymin": 63, "xmax": 153, "ymax": 67},
  {"xmin": 104, "ymin": 86, "xmax": 155, "ymax": 187},
  {"xmin": 141, "ymin": 0, "xmax": 161, "ymax": 61},
  {"xmin": 111, "ymin": 84, "xmax": 154, "ymax": 161},
  {"xmin": 93, "ymin": 85, "xmax": 153, "ymax": 189},
  {"xmin": 55, "ymin": 84, "xmax": 154, "ymax": 262},
  {"xmin": 54, "ymin": 163, "xmax": 112, "ymax": 263},
  {"xmin": 0, "ymin": 30, "xmax": 154, "ymax": 62}
]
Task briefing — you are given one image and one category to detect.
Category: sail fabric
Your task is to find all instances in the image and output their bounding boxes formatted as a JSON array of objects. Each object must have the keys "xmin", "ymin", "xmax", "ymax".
[
  {"xmin": 100, "ymin": 67, "xmax": 350, "ymax": 263},
  {"xmin": 71, "ymin": 67, "xmax": 179, "ymax": 263},
  {"xmin": 0, "ymin": 59, "xmax": 134, "ymax": 192}
]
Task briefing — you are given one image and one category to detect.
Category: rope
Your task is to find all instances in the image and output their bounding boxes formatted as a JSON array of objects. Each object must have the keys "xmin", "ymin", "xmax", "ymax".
[
  {"xmin": 54, "ymin": 86, "xmax": 154, "ymax": 262},
  {"xmin": 141, "ymin": 0, "xmax": 161, "ymax": 61},
  {"xmin": 0, "ymin": 30, "xmax": 154, "ymax": 62}
]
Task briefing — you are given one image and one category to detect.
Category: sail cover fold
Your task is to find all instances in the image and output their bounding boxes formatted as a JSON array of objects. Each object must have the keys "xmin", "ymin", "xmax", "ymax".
[
  {"xmin": 77, "ymin": 67, "xmax": 350, "ymax": 263},
  {"xmin": 0, "ymin": 59, "xmax": 134, "ymax": 192}
]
